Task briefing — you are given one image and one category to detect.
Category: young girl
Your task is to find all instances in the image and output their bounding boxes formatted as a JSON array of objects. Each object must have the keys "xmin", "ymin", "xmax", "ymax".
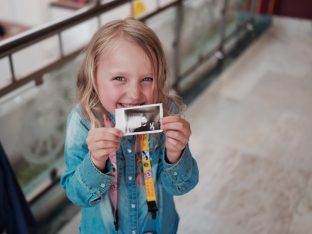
[{"xmin": 61, "ymin": 18, "xmax": 199, "ymax": 234}]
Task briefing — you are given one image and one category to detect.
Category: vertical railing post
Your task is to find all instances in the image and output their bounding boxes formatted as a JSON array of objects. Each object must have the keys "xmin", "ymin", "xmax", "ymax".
[
  {"xmin": 57, "ymin": 33, "xmax": 64, "ymax": 58},
  {"xmin": 216, "ymin": 0, "xmax": 228, "ymax": 66},
  {"xmin": 246, "ymin": 0, "xmax": 257, "ymax": 38},
  {"xmin": 172, "ymin": 0, "xmax": 183, "ymax": 94},
  {"xmin": 8, "ymin": 54, "xmax": 16, "ymax": 82},
  {"xmin": 131, "ymin": 0, "xmax": 134, "ymax": 17},
  {"xmin": 96, "ymin": 0, "xmax": 102, "ymax": 27},
  {"xmin": 156, "ymin": 0, "xmax": 161, "ymax": 9}
]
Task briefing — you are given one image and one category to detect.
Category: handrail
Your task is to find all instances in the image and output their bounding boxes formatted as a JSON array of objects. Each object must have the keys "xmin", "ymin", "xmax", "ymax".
[
  {"xmin": 0, "ymin": 0, "xmax": 183, "ymax": 98},
  {"xmin": 0, "ymin": 0, "xmax": 129, "ymax": 57},
  {"xmin": 0, "ymin": 0, "xmax": 256, "ymax": 98}
]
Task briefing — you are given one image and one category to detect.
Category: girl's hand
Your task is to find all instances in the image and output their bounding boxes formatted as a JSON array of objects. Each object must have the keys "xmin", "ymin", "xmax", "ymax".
[
  {"xmin": 86, "ymin": 116, "xmax": 123, "ymax": 171},
  {"xmin": 160, "ymin": 116, "xmax": 191, "ymax": 163}
]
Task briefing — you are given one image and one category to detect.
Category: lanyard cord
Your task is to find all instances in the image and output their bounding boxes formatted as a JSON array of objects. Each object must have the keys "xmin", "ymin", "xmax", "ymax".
[
  {"xmin": 108, "ymin": 132, "xmax": 158, "ymax": 232},
  {"xmin": 136, "ymin": 134, "xmax": 158, "ymax": 219}
]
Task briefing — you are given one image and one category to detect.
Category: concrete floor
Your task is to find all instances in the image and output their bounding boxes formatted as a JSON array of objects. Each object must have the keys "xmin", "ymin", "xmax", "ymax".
[
  {"xmin": 58, "ymin": 16, "xmax": 312, "ymax": 234},
  {"xmin": 176, "ymin": 17, "xmax": 312, "ymax": 234}
]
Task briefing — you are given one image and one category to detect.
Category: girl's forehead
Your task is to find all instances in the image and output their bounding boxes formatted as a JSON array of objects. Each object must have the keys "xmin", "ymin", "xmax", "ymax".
[
  {"xmin": 98, "ymin": 38, "xmax": 152, "ymax": 64},
  {"xmin": 99, "ymin": 37, "xmax": 140, "ymax": 56},
  {"xmin": 96, "ymin": 38, "xmax": 155, "ymax": 75}
]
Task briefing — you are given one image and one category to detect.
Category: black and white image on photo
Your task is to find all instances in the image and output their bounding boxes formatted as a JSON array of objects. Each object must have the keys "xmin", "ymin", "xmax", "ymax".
[{"xmin": 115, "ymin": 103, "xmax": 163, "ymax": 136}]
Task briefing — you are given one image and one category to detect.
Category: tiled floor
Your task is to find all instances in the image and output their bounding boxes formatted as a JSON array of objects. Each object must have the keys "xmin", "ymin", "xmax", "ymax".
[
  {"xmin": 176, "ymin": 17, "xmax": 312, "ymax": 234},
  {"xmin": 58, "ymin": 16, "xmax": 312, "ymax": 234}
]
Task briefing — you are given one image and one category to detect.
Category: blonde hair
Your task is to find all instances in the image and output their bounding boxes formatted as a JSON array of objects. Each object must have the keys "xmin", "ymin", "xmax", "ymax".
[{"xmin": 76, "ymin": 18, "xmax": 185, "ymax": 128}]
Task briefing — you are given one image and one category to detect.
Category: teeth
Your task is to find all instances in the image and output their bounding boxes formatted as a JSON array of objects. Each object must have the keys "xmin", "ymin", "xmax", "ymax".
[{"xmin": 120, "ymin": 103, "xmax": 143, "ymax": 107}]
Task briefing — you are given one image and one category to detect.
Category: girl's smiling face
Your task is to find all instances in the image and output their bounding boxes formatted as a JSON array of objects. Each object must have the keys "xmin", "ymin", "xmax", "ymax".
[{"xmin": 96, "ymin": 39, "xmax": 155, "ymax": 114}]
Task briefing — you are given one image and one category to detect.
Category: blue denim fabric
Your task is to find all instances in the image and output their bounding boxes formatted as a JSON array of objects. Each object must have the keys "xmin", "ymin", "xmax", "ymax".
[{"xmin": 60, "ymin": 106, "xmax": 199, "ymax": 234}]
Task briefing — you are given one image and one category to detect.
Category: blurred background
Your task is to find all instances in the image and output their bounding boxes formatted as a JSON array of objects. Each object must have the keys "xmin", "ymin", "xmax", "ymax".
[{"xmin": 0, "ymin": 0, "xmax": 311, "ymax": 233}]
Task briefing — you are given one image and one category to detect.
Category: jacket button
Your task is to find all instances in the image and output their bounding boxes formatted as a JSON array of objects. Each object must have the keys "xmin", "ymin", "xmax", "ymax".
[
  {"xmin": 100, "ymin": 183, "xmax": 105, "ymax": 188},
  {"xmin": 127, "ymin": 148, "xmax": 132, "ymax": 153}
]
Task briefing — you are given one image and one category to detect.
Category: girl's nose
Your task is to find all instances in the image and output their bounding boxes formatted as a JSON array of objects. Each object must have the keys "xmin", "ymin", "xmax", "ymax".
[{"xmin": 128, "ymin": 83, "xmax": 142, "ymax": 100}]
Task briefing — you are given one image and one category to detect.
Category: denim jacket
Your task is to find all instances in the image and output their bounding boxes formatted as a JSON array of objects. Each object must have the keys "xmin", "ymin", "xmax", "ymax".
[{"xmin": 60, "ymin": 105, "xmax": 199, "ymax": 234}]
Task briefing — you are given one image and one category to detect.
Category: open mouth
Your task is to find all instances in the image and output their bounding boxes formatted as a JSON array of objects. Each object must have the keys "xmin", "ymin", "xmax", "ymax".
[{"xmin": 117, "ymin": 103, "xmax": 145, "ymax": 108}]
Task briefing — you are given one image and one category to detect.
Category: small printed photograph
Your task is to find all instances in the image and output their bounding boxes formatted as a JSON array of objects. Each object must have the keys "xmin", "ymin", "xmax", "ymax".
[{"xmin": 115, "ymin": 103, "xmax": 163, "ymax": 136}]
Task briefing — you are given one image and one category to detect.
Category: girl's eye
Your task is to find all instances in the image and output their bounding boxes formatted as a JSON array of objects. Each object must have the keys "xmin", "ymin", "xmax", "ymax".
[
  {"xmin": 142, "ymin": 77, "xmax": 153, "ymax": 82},
  {"xmin": 113, "ymin": 76, "xmax": 125, "ymax": 81}
]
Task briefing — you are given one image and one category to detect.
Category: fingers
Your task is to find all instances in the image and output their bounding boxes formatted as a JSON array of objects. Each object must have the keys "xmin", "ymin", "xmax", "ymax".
[
  {"xmin": 161, "ymin": 116, "xmax": 191, "ymax": 140},
  {"xmin": 86, "ymin": 127, "xmax": 123, "ymax": 163},
  {"xmin": 87, "ymin": 140, "xmax": 120, "ymax": 152},
  {"xmin": 165, "ymin": 136, "xmax": 186, "ymax": 152},
  {"xmin": 165, "ymin": 130, "xmax": 189, "ymax": 146},
  {"xmin": 160, "ymin": 116, "xmax": 192, "ymax": 162},
  {"xmin": 89, "ymin": 147, "xmax": 116, "ymax": 159},
  {"xmin": 87, "ymin": 127, "xmax": 123, "ymax": 143}
]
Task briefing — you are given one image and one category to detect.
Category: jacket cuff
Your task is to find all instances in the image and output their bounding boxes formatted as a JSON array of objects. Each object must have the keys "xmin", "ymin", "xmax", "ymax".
[
  {"xmin": 162, "ymin": 145, "xmax": 193, "ymax": 183},
  {"xmin": 77, "ymin": 154, "xmax": 113, "ymax": 195}
]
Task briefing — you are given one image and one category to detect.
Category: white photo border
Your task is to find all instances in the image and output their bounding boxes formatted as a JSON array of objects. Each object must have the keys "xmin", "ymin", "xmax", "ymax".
[{"xmin": 115, "ymin": 103, "xmax": 163, "ymax": 136}]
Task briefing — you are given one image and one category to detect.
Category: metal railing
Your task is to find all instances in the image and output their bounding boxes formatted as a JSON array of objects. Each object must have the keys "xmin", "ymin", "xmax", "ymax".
[{"xmin": 0, "ymin": 0, "xmax": 256, "ymax": 98}]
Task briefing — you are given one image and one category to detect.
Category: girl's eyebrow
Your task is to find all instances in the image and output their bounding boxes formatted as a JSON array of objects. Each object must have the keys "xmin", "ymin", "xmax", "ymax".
[
  {"xmin": 109, "ymin": 71, "xmax": 154, "ymax": 77},
  {"xmin": 144, "ymin": 74, "xmax": 154, "ymax": 77},
  {"xmin": 109, "ymin": 71, "xmax": 128, "ymax": 76}
]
